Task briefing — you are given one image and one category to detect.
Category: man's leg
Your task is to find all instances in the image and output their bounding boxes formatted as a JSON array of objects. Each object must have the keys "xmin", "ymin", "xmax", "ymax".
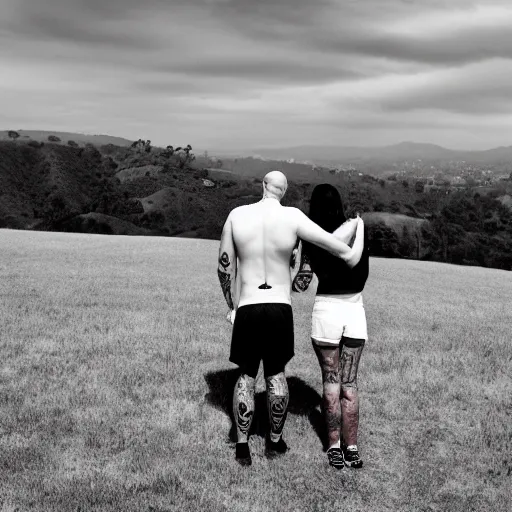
[
  {"xmin": 233, "ymin": 373, "xmax": 256, "ymax": 443},
  {"xmin": 260, "ymin": 303, "xmax": 294, "ymax": 457},
  {"xmin": 312, "ymin": 343, "xmax": 341, "ymax": 449},
  {"xmin": 266, "ymin": 371, "xmax": 289, "ymax": 443},
  {"xmin": 233, "ymin": 371, "xmax": 256, "ymax": 465},
  {"xmin": 340, "ymin": 337, "xmax": 365, "ymax": 468}
]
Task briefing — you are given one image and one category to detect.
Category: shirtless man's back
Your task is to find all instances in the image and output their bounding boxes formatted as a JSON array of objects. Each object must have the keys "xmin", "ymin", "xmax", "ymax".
[
  {"xmin": 232, "ymin": 198, "xmax": 298, "ymax": 307},
  {"xmin": 217, "ymin": 171, "xmax": 364, "ymax": 466}
]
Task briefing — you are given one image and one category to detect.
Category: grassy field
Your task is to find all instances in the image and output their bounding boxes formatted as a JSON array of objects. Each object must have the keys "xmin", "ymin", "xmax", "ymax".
[{"xmin": 0, "ymin": 229, "xmax": 511, "ymax": 512}]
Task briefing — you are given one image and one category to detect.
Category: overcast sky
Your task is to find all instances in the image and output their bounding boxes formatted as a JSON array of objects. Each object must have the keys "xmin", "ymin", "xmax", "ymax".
[{"xmin": 2, "ymin": 0, "xmax": 512, "ymax": 151}]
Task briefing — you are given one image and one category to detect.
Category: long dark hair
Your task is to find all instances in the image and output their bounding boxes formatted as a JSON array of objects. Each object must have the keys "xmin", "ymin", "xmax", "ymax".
[{"xmin": 308, "ymin": 184, "xmax": 346, "ymax": 233}]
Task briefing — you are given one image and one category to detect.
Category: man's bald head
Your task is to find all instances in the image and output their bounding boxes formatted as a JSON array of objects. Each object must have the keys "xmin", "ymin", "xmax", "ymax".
[{"xmin": 262, "ymin": 171, "xmax": 288, "ymax": 201}]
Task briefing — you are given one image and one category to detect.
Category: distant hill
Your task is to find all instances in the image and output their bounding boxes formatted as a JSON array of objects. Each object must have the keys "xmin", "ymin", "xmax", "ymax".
[
  {"xmin": 250, "ymin": 141, "xmax": 512, "ymax": 166},
  {"xmin": 1, "ymin": 129, "xmax": 133, "ymax": 147},
  {"xmin": 1, "ymin": 139, "xmax": 510, "ymax": 270}
]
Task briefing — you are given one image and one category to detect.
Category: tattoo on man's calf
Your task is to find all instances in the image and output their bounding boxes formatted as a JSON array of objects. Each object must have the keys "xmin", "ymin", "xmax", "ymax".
[
  {"xmin": 237, "ymin": 403, "xmax": 253, "ymax": 435},
  {"xmin": 268, "ymin": 395, "xmax": 287, "ymax": 435}
]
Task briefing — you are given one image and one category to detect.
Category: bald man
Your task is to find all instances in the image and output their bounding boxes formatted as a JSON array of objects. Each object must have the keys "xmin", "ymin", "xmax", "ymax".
[{"xmin": 217, "ymin": 171, "xmax": 364, "ymax": 466}]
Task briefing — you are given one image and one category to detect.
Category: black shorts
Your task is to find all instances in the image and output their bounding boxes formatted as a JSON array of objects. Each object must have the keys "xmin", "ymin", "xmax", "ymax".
[{"xmin": 230, "ymin": 303, "xmax": 294, "ymax": 378}]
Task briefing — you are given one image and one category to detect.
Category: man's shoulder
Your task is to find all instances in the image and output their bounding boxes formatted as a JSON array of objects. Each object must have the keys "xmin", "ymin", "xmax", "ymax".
[
  {"xmin": 283, "ymin": 206, "xmax": 307, "ymax": 222},
  {"xmin": 281, "ymin": 206, "xmax": 303, "ymax": 216},
  {"xmin": 227, "ymin": 204, "xmax": 250, "ymax": 219}
]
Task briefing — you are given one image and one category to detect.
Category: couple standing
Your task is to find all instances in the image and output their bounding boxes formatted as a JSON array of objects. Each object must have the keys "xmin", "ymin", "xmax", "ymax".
[{"xmin": 217, "ymin": 171, "xmax": 369, "ymax": 469}]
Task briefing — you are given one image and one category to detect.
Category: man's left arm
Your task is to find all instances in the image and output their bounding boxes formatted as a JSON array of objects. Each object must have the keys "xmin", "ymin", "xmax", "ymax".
[
  {"xmin": 292, "ymin": 241, "xmax": 314, "ymax": 293},
  {"xmin": 217, "ymin": 214, "xmax": 237, "ymax": 315}
]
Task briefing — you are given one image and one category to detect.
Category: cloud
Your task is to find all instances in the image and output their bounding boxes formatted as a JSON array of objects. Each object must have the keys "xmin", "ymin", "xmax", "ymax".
[
  {"xmin": 369, "ymin": 60, "xmax": 512, "ymax": 114},
  {"xmin": 1, "ymin": 0, "xmax": 512, "ymax": 150}
]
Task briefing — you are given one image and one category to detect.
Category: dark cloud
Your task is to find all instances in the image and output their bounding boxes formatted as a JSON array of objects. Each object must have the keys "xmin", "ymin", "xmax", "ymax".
[
  {"xmin": 165, "ymin": 59, "xmax": 361, "ymax": 85},
  {"xmin": 20, "ymin": 12, "xmax": 156, "ymax": 49},
  {"xmin": 314, "ymin": 27, "xmax": 512, "ymax": 66},
  {"xmin": 2, "ymin": 0, "xmax": 512, "ymax": 149},
  {"xmin": 377, "ymin": 64, "xmax": 512, "ymax": 114},
  {"xmin": 2, "ymin": 0, "xmax": 166, "ymax": 49}
]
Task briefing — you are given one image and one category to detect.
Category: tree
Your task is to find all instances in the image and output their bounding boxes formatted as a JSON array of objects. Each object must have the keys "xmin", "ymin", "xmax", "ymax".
[
  {"xmin": 67, "ymin": 140, "xmax": 79, "ymax": 148},
  {"xmin": 7, "ymin": 130, "xmax": 20, "ymax": 141},
  {"xmin": 130, "ymin": 138, "xmax": 152, "ymax": 153},
  {"xmin": 415, "ymin": 181, "xmax": 425, "ymax": 194},
  {"xmin": 169, "ymin": 144, "xmax": 195, "ymax": 169},
  {"xmin": 48, "ymin": 135, "xmax": 61, "ymax": 142}
]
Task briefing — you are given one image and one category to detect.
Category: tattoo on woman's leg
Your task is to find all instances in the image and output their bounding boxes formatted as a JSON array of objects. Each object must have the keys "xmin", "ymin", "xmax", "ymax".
[
  {"xmin": 340, "ymin": 344, "xmax": 364, "ymax": 389},
  {"xmin": 323, "ymin": 369, "xmax": 340, "ymax": 384}
]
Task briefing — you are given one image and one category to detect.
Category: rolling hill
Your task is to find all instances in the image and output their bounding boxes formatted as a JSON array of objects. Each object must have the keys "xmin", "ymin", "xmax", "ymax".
[
  {"xmin": 1, "ymin": 129, "xmax": 133, "ymax": 147},
  {"xmin": 1, "ymin": 138, "xmax": 511, "ymax": 270},
  {"xmin": 250, "ymin": 141, "xmax": 512, "ymax": 166}
]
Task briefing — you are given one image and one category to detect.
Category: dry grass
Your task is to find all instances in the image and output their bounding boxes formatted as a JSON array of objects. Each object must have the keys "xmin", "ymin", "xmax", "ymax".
[{"xmin": 0, "ymin": 229, "xmax": 511, "ymax": 512}]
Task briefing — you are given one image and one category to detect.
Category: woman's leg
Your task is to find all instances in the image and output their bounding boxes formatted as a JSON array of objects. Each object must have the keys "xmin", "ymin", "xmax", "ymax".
[
  {"xmin": 339, "ymin": 337, "xmax": 365, "ymax": 448},
  {"xmin": 313, "ymin": 341, "xmax": 341, "ymax": 449}
]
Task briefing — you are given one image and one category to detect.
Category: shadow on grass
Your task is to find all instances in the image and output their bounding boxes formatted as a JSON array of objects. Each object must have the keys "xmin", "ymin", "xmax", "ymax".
[{"xmin": 204, "ymin": 369, "xmax": 325, "ymax": 448}]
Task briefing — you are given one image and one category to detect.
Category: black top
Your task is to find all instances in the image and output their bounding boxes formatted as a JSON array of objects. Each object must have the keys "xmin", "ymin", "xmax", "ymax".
[{"xmin": 303, "ymin": 231, "xmax": 369, "ymax": 295}]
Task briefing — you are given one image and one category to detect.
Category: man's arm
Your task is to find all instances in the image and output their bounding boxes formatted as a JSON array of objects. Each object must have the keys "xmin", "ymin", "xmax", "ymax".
[
  {"xmin": 295, "ymin": 209, "xmax": 364, "ymax": 269},
  {"xmin": 217, "ymin": 214, "xmax": 237, "ymax": 311},
  {"xmin": 292, "ymin": 244, "xmax": 314, "ymax": 292},
  {"xmin": 332, "ymin": 217, "xmax": 358, "ymax": 244},
  {"xmin": 333, "ymin": 217, "xmax": 364, "ymax": 267}
]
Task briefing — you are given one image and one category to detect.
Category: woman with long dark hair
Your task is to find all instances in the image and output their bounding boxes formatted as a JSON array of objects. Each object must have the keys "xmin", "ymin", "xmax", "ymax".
[{"xmin": 292, "ymin": 184, "xmax": 369, "ymax": 469}]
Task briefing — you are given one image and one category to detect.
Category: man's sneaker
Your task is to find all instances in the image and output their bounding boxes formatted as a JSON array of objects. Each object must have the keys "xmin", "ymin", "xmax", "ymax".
[
  {"xmin": 327, "ymin": 447, "xmax": 345, "ymax": 469},
  {"xmin": 265, "ymin": 437, "xmax": 288, "ymax": 459},
  {"xmin": 235, "ymin": 442, "xmax": 252, "ymax": 466},
  {"xmin": 343, "ymin": 446, "xmax": 363, "ymax": 468}
]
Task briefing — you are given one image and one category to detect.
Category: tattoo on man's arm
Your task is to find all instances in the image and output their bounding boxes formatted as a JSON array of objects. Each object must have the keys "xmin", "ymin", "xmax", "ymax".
[
  {"xmin": 219, "ymin": 252, "xmax": 230, "ymax": 269},
  {"xmin": 292, "ymin": 254, "xmax": 313, "ymax": 293},
  {"xmin": 217, "ymin": 269, "xmax": 234, "ymax": 310}
]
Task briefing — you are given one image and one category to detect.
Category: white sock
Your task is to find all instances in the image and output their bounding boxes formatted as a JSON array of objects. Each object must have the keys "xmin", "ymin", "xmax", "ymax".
[
  {"xmin": 346, "ymin": 444, "xmax": 358, "ymax": 451},
  {"xmin": 329, "ymin": 440, "xmax": 341, "ymax": 450}
]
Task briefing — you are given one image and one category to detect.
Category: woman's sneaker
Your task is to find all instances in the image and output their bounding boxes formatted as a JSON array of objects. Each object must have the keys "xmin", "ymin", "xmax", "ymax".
[
  {"xmin": 343, "ymin": 446, "xmax": 363, "ymax": 468},
  {"xmin": 327, "ymin": 447, "xmax": 345, "ymax": 469}
]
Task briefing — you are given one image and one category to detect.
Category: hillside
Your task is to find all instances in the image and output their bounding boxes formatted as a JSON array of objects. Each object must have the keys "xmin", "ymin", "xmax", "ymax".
[
  {"xmin": 0, "ymin": 139, "xmax": 511, "ymax": 270},
  {"xmin": 1, "ymin": 129, "xmax": 133, "ymax": 147}
]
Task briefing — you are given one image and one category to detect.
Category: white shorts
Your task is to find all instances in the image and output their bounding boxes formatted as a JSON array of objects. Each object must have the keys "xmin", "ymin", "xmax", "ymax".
[{"xmin": 311, "ymin": 294, "xmax": 368, "ymax": 346}]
